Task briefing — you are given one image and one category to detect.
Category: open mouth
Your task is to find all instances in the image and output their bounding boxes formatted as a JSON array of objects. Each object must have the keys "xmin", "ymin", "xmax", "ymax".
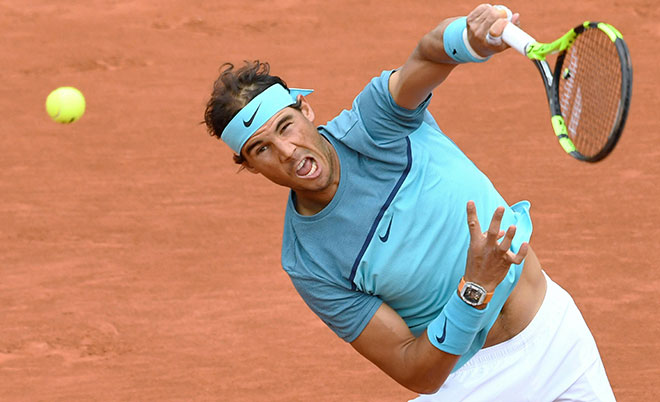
[{"xmin": 296, "ymin": 157, "xmax": 318, "ymax": 178}]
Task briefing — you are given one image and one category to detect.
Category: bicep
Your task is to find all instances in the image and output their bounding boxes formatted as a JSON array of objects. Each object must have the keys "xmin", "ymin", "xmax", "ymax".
[{"xmin": 350, "ymin": 302, "xmax": 459, "ymax": 394}]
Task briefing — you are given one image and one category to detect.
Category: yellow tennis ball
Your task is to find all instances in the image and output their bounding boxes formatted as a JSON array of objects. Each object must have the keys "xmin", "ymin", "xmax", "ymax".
[{"xmin": 46, "ymin": 86, "xmax": 86, "ymax": 124}]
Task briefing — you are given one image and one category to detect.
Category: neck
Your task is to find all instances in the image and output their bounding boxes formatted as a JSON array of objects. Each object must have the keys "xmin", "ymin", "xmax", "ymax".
[
  {"xmin": 294, "ymin": 194, "xmax": 333, "ymax": 216},
  {"xmin": 293, "ymin": 172, "xmax": 340, "ymax": 216}
]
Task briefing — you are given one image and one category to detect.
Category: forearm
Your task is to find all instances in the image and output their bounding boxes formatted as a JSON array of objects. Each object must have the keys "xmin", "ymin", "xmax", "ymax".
[
  {"xmin": 392, "ymin": 331, "xmax": 460, "ymax": 393},
  {"xmin": 351, "ymin": 303, "xmax": 460, "ymax": 394},
  {"xmin": 416, "ymin": 18, "xmax": 462, "ymax": 65},
  {"xmin": 389, "ymin": 18, "xmax": 459, "ymax": 110},
  {"xmin": 391, "ymin": 5, "xmax": 516, "ymax": 110}
]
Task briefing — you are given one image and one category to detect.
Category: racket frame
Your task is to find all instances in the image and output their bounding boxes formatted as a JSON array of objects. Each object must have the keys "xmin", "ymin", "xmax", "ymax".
[{"xmin": 505, "ymin": 22, "xmax": 633, "ymax": 162}]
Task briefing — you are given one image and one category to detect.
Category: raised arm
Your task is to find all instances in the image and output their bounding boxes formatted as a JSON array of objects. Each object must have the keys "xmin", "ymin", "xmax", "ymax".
[{"xmin": 389, "ymin": 4, "xmax": 519, "ymax": 109}]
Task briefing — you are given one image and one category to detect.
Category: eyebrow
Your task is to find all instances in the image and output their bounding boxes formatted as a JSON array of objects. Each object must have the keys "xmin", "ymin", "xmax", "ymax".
[
  {"xmin": 245, "ymin": 139, "xmax": 263, "ymax": 156},
  {"xmin": 275, "ymin": 114, "xmax": 294, "ymax": 132},
  {"xmin": 244, "ymin": 113, "xmax": 294, "ymax": 156}
]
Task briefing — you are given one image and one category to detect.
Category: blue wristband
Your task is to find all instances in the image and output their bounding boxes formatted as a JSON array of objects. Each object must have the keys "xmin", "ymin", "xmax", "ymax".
[
  {"xmin": 443, "ymin": 17, "xmax": 490, "ymax": 63},
  {"xmin": 426, "ymin": 290, "xmax": 489, "ymax": 355}
]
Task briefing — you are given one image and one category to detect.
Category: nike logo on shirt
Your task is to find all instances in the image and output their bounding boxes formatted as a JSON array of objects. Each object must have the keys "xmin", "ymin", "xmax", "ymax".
[
  {"xmin": 243, "ymin": 103, "xmax": 261, "ymax": 127},
  {"xmin": 379, "ymin": 215, "xmax": 393, "ymax": 242}
]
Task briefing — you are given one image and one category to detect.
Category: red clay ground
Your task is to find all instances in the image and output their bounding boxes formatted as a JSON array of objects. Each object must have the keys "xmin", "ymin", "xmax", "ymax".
[{"xmin": 1, "ymin": 1, "xmax": 658, "ymax": 400}]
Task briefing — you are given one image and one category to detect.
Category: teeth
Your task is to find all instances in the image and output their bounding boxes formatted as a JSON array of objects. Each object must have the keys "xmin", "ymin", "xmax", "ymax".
[
  {"xmin": 304, "ymin": 160, "xmax": 317, "ymax": 177},
  {"xmin": 296, "ymin": 158, "xmax": 317, "ymax": 178}
]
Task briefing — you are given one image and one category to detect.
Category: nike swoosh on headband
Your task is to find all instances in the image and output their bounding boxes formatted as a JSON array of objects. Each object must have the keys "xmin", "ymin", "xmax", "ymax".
[
  {"xmin": 243, "ymin": 103, "xmax": 262, "ymax": 127},
  {"xmin": 221, "ymin": 84, "xmax": 314, "ymax": 154}
]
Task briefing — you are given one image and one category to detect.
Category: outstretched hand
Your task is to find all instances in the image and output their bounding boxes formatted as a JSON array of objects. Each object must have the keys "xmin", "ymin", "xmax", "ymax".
[
  {"xmin": 466, "ymin": 4, "xmax": 521, "ymax": 58},
  {"xmin": 463, "ymin": 201, "xmax": 528, "ymax": 292}
]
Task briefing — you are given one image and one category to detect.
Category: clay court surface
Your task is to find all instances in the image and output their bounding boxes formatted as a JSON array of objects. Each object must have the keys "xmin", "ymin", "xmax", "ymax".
[{"xmin": 1, "ymin": 0, "xmax": 658, "ymax": 400}]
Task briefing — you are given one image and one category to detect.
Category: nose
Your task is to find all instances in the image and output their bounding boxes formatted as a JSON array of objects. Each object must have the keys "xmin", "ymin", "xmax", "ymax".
[{"xmin": 273, "ymin": 138, "xmax": 296, "ymax": 161}]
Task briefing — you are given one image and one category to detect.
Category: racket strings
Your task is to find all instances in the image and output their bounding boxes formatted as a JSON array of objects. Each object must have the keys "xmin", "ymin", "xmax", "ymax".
[{"xmin": 557, "ymin": 28, "xmax": 622, "ymax": 158}]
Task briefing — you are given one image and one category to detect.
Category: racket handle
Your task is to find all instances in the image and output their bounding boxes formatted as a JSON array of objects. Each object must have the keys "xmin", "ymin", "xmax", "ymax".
[{"xmin": 501, "ymin": 23, "xmax": 537, "ymax": 56}]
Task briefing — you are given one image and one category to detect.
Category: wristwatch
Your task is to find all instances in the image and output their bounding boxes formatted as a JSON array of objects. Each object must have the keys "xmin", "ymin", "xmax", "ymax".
[{"xmin": 458, "ymin": 277, "xmax": 494, "ymax": 307}]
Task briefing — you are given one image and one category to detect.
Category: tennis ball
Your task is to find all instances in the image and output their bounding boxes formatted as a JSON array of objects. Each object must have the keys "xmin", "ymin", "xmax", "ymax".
[{"xmin": 46, "ymin": 86, "xmax": 86, "ymax": 124}]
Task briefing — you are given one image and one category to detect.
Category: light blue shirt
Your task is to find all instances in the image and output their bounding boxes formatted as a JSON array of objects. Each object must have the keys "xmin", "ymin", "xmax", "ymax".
[{"xmin": 281, "ymin": 70, "xmax": 532, "ymax": 370}]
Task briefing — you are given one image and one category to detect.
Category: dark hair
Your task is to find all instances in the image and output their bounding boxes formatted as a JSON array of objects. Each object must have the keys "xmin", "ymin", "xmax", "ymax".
[{"xmin": 203, "ymin": 60, "xmax": 301, "ymax": 164}]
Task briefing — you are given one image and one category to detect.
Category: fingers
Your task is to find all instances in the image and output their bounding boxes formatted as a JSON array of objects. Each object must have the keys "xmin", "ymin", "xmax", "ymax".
[
  {"xmin": 467, "ymin": 202, "xmax": 525, "ymax": 253},
  {"xmin": 464, "ymin": 201, "xmax": 529, "ymax": 291},
  {"xmin": 498, "ymin": 225, "xmax": 516, "ymax": 251},
  {"xmin": 495, "ymin": 5, "xmax": 512, "ymax": 19},
  {"xmin": 468, "ymin": 4, "xmax": 503, "ymax": 33},
  {"xmin": 470, "ymin": 4, "xmax": 520, "ymax": 51},
  {"xmin": 468, "ymin": 3, "xmax": 493, "ymax": 18},
  {"xmin": 501, "ymin": 226, "xmax": 530, "ymax": 267},
  {"xmin": 466, "ymin": 201, "xmax": 482, "ymax": 238},
  {"xmin": 488, "ymin": 18, "xmax": 509, "ymax": 38},
  {"xmin": 467, "ymin": 202, "xmax": 507, "ymax": 242},
  {"xmin": 511, "ymin": 12, "xmax": 521, "ymax": 26},
  {"xmin": 486, "ymin": 206, "xmax": 505, "ymax": 245},
  {"xmin": 510, "ymin": 242, "xmax": 529, "ymax": 265},
  {"xmin": 467, "ymin": 201, "xmax": 523, "ymax": 250}
]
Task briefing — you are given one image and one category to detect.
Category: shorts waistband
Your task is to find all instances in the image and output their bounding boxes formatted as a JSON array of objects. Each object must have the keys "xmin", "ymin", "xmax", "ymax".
[{"xmin": 455, "ymin": 271, "xmax": 571, "ymax": 370}]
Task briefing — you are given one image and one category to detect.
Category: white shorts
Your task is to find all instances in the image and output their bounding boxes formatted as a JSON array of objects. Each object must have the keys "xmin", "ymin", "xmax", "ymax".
[{"xmin": 410, "ymin": 273, "xmax": 616, "ymax": 402}]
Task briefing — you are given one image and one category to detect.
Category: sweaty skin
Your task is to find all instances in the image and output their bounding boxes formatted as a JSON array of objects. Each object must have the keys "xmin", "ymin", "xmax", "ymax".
[{"xmin": 483, "ymin": 247, "xmax": 546, "ymax": 348}]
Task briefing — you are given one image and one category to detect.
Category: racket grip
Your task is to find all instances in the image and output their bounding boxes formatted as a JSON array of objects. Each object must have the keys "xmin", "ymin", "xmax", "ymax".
[{"xmin": 501, "ymin": 23, "xmax": 537, "ymax": 56}]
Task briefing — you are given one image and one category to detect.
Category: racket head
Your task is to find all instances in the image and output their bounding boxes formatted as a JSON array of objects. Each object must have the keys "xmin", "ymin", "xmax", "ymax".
[{"xmin": 548, "ymin": 22, "xmax": 633, "ymax": 162}]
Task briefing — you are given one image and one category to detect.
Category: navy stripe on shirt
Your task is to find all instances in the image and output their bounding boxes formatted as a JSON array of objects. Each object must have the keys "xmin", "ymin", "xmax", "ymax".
[{"xmin": 348, "ymin": 137, "xmax": 413, "ymax": 290}]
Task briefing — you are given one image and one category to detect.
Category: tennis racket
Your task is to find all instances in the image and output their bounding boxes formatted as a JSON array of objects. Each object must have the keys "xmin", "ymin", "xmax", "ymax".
[{"xmin": 499, "ymin": 19, "xmax": 633, "ymax": 162}]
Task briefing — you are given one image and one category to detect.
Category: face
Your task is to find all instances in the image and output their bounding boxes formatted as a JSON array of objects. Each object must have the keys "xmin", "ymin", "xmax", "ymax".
[{"xmin": 240, "ymin": 97, "xmax": 340, "ymax": 210}]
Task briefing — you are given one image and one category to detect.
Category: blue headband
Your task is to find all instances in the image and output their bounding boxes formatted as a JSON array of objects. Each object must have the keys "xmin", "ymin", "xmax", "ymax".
[{"xmin": 221, "ymin": 84, "xmax": 313, "ymax": 154}]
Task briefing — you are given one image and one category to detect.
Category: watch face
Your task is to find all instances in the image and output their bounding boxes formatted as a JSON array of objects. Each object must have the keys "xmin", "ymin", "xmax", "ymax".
[
  {"xmin": 463, "ymin": 286, "xmax": 483, "ymax": 303},
  {"xmin": 461, "ymin": 282, "xmax": 486, "ymax": 305}
]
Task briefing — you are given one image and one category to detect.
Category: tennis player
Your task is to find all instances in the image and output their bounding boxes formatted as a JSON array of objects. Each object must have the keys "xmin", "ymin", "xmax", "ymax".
[{"xmin": 203, "ymin": 4, "xmax": 615, "ymax": 400}]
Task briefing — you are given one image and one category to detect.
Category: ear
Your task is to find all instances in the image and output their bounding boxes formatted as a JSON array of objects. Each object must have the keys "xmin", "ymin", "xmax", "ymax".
[
  {"xmin": 241, "ymin": 159, "xmax": 259, "ymax": 174},
  {"xmin": 298, "ymin": 95, "xmax": 316, "ymax": 123}
]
